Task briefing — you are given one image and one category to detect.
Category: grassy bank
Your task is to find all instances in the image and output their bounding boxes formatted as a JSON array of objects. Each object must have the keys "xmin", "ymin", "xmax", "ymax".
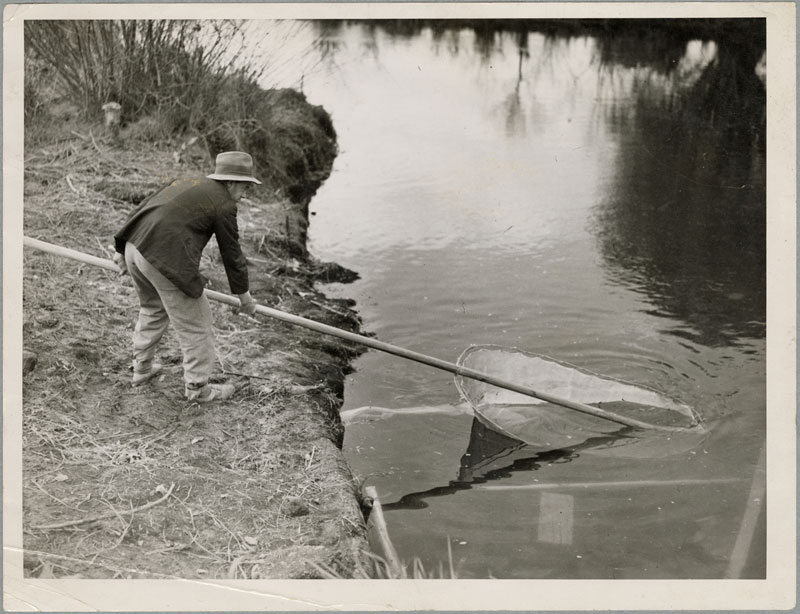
[{"xmin": 21, "ymin": 77, "xmax": 376, "ymax": 577}]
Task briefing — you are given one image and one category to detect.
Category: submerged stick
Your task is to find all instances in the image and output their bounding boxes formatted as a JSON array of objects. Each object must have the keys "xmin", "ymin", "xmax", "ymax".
[
  {"xmin": 476, "ymin": 478, "xmax": 745, "ymax": 491},
  {"xmin": 724, "ymin": 444, "xmax": 766, "ymax": 579},
  {"xmin": 364, "ymin": 486, "xmax": 403, "ymax": 577},
  {"xmin": 23, "ymin": 236, "xmax": 696, "ymax": 432}
]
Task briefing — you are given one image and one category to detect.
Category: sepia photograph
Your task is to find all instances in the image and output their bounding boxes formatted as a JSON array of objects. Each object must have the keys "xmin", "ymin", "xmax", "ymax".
[{"xmin": 4, "ymin": 2, "xmax": 795, "ymax": 611}]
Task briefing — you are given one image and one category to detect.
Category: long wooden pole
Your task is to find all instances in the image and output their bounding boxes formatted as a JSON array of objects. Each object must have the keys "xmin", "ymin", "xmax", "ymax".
[{"xmin": 23, "ymin": 236, "xmax": 697, "ymax": 432}]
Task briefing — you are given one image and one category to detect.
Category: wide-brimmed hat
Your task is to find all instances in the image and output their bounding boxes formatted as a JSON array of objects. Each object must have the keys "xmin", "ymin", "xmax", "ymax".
[{"xmin": 207, "ymin": 151, "xmax": 262, "ymax": 184}]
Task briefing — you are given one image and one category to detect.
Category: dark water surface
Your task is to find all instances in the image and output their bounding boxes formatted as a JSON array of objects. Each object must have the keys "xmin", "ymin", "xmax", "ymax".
[{"xmin": 258, "ymin": 21, "xmax": 766, "ymax": 579}]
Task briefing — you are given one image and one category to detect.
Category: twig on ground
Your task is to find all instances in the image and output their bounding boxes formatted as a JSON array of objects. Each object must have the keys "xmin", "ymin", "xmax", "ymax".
[
  {"xmin": 309, "ymin": 300, "xmax": 351, "ymax": 318},
  {"xmin": 246, "ymin": 256, "xmax": 273, "ymax": 268},
  {"xmin": 222, "ymin": 369, "xmax": 273, "ymax": 381},
  {"xmin": 139, "ymin": 425, "xmax": 179, "ymax": 451},
  {"xmin": 304, "ymin": 445, "xmax": 316, "ymax": 471},
  {"xmin": 30, "ymin": 479, "xmax": 82, "ymax": 511},
  {"xmin": 217, "ymin": 328, "xmax": 262, "ymax": 337},
  {"xmin": 227, "ymin": 555, "xmax": 246, "ymax": 579},
  {"xmin": 65, "ymin": 175, "xmax": 79, "ymax": 194},
  {"xmin": 95, "ymin": 238, "xmax": 112, "ymax": 258},
  {"xmin": 21, "ymin": 549, "xmax": 179, "ymax": 579},
  {"xmin": 88, "ymin": 500, "xmax": 135, "ymax": 561},
  {"xmin": 199, "ymin": 505, "xmax": 240, "ymax": 544},
  {"xmin": 89, "ymin": 130, "xmax": 104, "ymax": 156},
  {"xmin": 30, "ymin": 483, "xmax": 175, "ymax": 531},
  {"xmin": 146, "ymin": 542, "xmax": 191, "ymax": 556}
]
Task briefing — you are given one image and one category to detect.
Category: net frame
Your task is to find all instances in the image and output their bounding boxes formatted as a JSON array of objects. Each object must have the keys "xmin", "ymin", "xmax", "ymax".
[{"xmin": 455, "ymin": 344, "xmax": 705, "ymax": 443}]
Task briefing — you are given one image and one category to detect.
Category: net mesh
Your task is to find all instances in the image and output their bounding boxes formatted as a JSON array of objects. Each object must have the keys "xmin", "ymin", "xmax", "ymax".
[{"xmin": 455, "ymin": 345, "xmax": 701, "ymax": 448}]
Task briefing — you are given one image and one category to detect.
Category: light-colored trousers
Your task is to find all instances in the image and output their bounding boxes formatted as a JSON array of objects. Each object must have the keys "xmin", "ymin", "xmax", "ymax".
[{"xmin": 125, "ymin": 242, "xmax": 216, "ymax": 386}]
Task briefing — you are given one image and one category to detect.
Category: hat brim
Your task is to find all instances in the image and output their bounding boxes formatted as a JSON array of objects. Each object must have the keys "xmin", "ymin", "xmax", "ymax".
[{"xmin": 207, "ymin": 173, "xmax": 262, "ymax": 185}]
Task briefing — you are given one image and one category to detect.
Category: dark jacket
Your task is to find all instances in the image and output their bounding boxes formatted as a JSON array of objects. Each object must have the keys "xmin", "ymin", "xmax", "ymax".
[{"xmin": 114, "ymin": 177, "xmax": 249, "ymax": 298}]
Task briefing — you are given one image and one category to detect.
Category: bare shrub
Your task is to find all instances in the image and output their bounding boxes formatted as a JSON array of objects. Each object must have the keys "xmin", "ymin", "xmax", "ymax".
[
  {"xmin": 24, "ymin": 20, "xmax": 262, "ymax": 131},
  {"xmin": 25, "ymin": 20, "xmax": 337, "ymax": 202}
]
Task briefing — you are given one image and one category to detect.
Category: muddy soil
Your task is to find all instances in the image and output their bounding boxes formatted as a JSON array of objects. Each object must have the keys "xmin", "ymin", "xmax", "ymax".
[{"xmin": 21, "ymin": 132, "xmax": 374, "ymax": 579}]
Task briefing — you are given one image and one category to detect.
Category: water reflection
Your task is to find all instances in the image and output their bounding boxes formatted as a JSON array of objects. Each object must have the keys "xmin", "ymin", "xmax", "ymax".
[
  {"xmin": 593, "ymin": 34, "xmax": 766, "ymax": 346},
  {"xmin": 578, "ymin": 23, "xmax": 766, "ymax": 347},
  {"xmin": 328, "ymin": 18, "xmax": 764, "ymax": 76},
  {"xmin": 563, "ymin": 22, "xmax": 765, "ymax": 348},
  {"xmin": 380, "ymin": 407, "xmax": 711, "ymax": 512},
  {"xmin": 499, "ymin": 33, "xmax": 530, "ymax": 136},
  {"xmin": 303, "ymin": 20, "xmax": 766, "ymax": 349},
  {"xmin": 382, "ymin": 418, "xmax": 598, "ymax": 511}
]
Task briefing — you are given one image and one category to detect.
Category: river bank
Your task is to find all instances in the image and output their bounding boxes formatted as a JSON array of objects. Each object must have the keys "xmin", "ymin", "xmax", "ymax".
[{"xmin": 21, "ymin": 101, "xmax": 375, "ymax": 579}]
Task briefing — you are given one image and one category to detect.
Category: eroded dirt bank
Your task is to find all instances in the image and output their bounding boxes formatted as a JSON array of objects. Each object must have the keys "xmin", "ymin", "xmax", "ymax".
[{"xmin": 22, "ymin": 124, "xmax": 374, "ymax": 579}]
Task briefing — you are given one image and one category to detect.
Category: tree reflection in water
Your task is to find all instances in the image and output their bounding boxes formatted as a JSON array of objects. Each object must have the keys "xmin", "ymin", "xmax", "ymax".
[
  {"xmin": 311, "ymin": 18, "xmax": 766, "ymax": 347},
  {"xmin": 592, "ymin": 25, "xmax": 765, "ymax": 347}
]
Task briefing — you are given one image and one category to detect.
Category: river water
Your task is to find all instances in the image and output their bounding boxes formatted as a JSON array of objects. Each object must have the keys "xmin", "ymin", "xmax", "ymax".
[{"xmin": 257, "ymin": 21, "xmax": 766, "ymax": 579}]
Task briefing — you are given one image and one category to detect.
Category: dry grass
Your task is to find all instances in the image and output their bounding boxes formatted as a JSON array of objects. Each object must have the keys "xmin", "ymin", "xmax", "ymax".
[
  {"xmin": 313, "ymin": 548, "xmax": 460, "ymax": 579},
  {"xmin": 22, "ymin": 125, "xmax": 370, "ymax": 579}
]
